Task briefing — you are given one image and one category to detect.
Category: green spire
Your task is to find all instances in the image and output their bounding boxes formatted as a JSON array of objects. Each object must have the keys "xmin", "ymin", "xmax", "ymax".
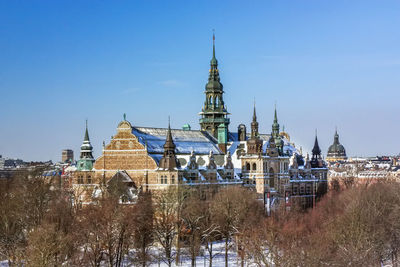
[
  {"xmin": 252, "ymin": 100, "xmax": 257, "ymax": 122},
  {"xmin": 78, "ymin": 119, "xmax": 94, "ymax": 171},
  {"xmin": 123, "ymin": 113, "xmax": 126, "ymax": 121},
  {"xmin": 272, "ymin": 104, "xmax": 280, "ymax": 138},
  {"xmin": 211, "ymin": 30, "xmax": 217, "ymax": 66},
  {"xmin": 84, "ymin": 119, "xmax": 90, "ymax": 142},
  {"xmin": 251, "ymin": 102, "xmax": 260, "ymax": 139}
]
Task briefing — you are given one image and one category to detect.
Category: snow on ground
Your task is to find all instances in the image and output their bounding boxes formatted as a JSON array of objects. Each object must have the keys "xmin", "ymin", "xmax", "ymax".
[
  {"xmin": 0, "ymin": 242, "xmax": 251, "ymax": 267},
  {"xmin": 148, "ymin": 241, "xmax": 244, "ymax": 267}
]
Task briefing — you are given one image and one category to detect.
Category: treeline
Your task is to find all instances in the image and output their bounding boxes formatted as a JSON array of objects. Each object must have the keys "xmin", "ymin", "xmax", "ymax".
[{"xmin": 1, "ymin": 173, "xmax": 400, "ymax": 267}]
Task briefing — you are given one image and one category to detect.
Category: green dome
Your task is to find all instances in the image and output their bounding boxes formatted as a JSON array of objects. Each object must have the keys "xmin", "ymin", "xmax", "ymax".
[
  {"xmin": 206, "ymin": 80, "xmax": 223, "ymax": 91},
  {"xmin": 327, "ymin": 130, "xmax": 347, "ymax": 158}
]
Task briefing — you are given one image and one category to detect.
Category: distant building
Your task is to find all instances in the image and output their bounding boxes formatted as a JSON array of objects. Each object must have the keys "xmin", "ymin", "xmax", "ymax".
[
  {"xmin": 62, "ymin": 149, "xmax": 74, "ymax": 163},
  {"xmin": 326, "ymin": 129, "xmax": 347, "ymax": 162},
  {"xmin": 0, "ymin": 155, "xmax": 4, "ymax": 170}
]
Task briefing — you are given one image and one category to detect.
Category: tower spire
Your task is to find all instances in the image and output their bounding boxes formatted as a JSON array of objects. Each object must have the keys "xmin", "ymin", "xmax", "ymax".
[
  {"xmin": 252, "ymin": 99, "xmax": 257, "ymax": 122},
  {"xmin": 247, "ymin": 103, "xmax": 263, "ymax": 155},
  {"xmin": 212, "ymin": 29, "xmax": 216, "ymax": 60},
  {"xmin": 272, "ymin": 104, "xmax": 280, "ymax": 138},
  {"xmin": 77, "ymin": 119, "xmax": 95, "ymax": 171},
  {"xmin": 311, "ymin": 129, "xmax": 324, "ymax": 168},
  {"xmin": 159, "ymin": 118, "xmax": 179, "ymax": 170},
  {"xmin": 199, "ymin": 32, "xmax": 230, "ymax": 139},
  {"xmin": 84, "ymin": 119, "xmax": 90, "ymax": 142},
  {"xmin": 165, "ymin": 116, "xmax": 175, "ymax": 150}
]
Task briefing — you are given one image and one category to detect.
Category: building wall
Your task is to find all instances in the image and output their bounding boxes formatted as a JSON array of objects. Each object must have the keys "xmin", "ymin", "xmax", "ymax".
[
  {"xmin": 92, "ymin": 120, "xmax": 158, "ymax": 189},
  {"xmin": 62, "ymin": 149, "xmax": 74, "ymax": 162}
]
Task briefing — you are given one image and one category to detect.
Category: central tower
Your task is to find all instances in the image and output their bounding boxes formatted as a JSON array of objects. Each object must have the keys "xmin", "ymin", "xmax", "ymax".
[{"xmin": 199, "ymin": 33, "xmax": 230, "ymax": 139}]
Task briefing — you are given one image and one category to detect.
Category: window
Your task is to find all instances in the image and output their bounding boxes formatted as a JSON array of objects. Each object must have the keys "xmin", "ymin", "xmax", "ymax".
[
  {"xmin": 252, "ymin": 163, "xmax": 257, "ymax": 171},
  {"xmin": 269, "ymin": 177, "xmax": 275, "ymax": 188},
  {"xmin": 171, "ymin": 175, "xmax": 175, "ymax": 184},
  {"xmin": 300, "ymin": 186, "xmax": 305, "ymax": 195},
  {"xmin": 87, "ymin": 176, "xmax": 92, "ymax": 184},
  {"xmin": 269, "ymin": 168, "xmax": 275, "ymax": 188},
  {"xmin": 306, "ymin": 185, "xmax": 311, "ymax": 194},
  {"xmin": 284, "ymin": 162, "xmax": 289, "ymax": 171},
  {"xmin": 246, "ymin": 163, "xmax": 250, "ymax": 171},
  {"xmin": 293, "ymin": 186, "xmax": 298, "ymax": 195},
  {"xmin": 78, "ymin": 176, "xmax": 84, "ymax": 184}
]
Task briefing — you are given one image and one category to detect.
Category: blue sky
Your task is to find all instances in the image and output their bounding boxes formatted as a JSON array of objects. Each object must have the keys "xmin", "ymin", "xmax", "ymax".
[{"xmin": 0, "ymin": 0, "xmax": 399, "ymax": 161}]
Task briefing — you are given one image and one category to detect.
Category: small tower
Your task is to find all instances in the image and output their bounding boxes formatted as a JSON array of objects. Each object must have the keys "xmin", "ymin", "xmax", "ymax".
[
  {"xmin": 247, "ymin": 104, "xmax": 263, "ymax": 155},
  {"xmin": 159, "ymin": 120, "xmax": 180, "ymax": 170},
  {"xmin": 271, "ymin": 106, "xmax": 283, "ymax": 155},
  {"xmin": 311, "ymin": 131, "xmax": 324, "ymax": 168},
  {"xmin": 77, "ymin": 120, "xmax": 95, "ymax": 171},
  {"xmin": 237, "ymin": 124, "xmax": 247, "ymax": 141},
  {"xmin": 199, "ymin": 33, "xmax": 230, "ymax": 138},
  {"xmin": 266, "ymin": 134, "xmax": 279, "ymax": 157}
]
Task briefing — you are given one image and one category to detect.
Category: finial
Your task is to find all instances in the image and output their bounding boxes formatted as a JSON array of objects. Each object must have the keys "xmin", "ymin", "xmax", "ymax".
[
  {"xmin": 123, "ymin": 113, "xmax": 126, "ymax": 121},
  {"xmin": 253, "ymin": 99, "xmax": 257, "ymax": 121},
  {"xmin": 212, "ymin": 29, "xmax": 216, "ymax": 60},
  {"xmin": 168, "ymin": 116, "xmax": 171, "ymax": 129},
  {"xmin": 315, "ymin": 128, "xmax": 317, "ymax": 137},
  {"xmin": 84, "ymin": 119, "xmax": 90, "ymax": 141},
  {"xmin": 274, "ymin": 102, "xmax": 278, "ymax": 123}
]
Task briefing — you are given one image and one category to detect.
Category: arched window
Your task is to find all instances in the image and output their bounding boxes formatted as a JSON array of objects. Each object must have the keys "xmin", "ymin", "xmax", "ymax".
[
  {"xmin": 87, "ymin": 176, "xmax": 92, "ymax": 184},
  {"xmin": 246, "ymin": 163, "xmax": 250, "ymax": 171},
  {"xmin": 171, "ymin": 175, "xmax": 175, "ymax": 184},
  {"xmin": 269, "ymin": 168, "xmax": 275, "ymax": 188},
  {"xmin": 252, "ymin": 163, "xmax": 257, "ymax": 171}
]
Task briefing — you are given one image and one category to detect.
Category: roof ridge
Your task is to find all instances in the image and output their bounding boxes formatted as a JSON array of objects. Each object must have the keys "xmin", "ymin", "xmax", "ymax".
[{"xmin": 133, "ymin": 126, "xmax": 203, "ymax": 132}]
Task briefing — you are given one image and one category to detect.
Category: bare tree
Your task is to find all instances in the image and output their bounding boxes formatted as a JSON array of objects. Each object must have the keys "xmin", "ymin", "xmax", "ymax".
[
  {"xmin": 181, "ymin": 193, "xmax": 207, "ymax": 266},
  {"xmin": 152, "ymin": 187, "xmax": 180, "ymax": 267},
  {"xmin": 132, "ymin": 191, "xmax": 154, "ymax": 267},
  {"xmin": 210, "ymin": 186, "xmax": 258, "ymax": 267}
]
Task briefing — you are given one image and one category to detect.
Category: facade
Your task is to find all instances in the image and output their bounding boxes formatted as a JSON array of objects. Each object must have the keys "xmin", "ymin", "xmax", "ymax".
[
  {"xmin": 70, "ymin": 35, "xmax": 328, "ymax": 208},
  {"xmin": 240, "ymin": 106, "xmax": 328, "ymax": 209},
  {"xmin": 62, "ymin": 149, "xmax": 74, "ymax": 163},
  {"xmin": 326, "ymin": 129, "xmax": 347, "ymax": 162}
]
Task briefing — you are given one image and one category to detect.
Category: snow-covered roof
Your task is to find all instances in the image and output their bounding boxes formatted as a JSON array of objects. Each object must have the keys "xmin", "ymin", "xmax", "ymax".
[{"xmin": 132, "ymin": 127, "xmax": 222, "ymax": 155}]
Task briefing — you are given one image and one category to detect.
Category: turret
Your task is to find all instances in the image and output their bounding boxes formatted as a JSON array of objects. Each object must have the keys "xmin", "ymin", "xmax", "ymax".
[
  {"xmin": 159, "ymin": 119, "xmax": 180, "ymax": 170},
  {"xmin": 199, "ymin": 33, "xmax": 230, "ymax": 138},
  {"xmin": 247, "ymin": 104, "xmax": 263, "ymax": 155},
  {"xmin": 311, "ymin": 131, "xmax": 325, "ymax": 168},
  {"xmin": 77, "ymin": 120, "xmax": 95, "ymax": 171},
  {"xmin": 271, "ymin": 106, "xmax": 283, "ymax": 155}
]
